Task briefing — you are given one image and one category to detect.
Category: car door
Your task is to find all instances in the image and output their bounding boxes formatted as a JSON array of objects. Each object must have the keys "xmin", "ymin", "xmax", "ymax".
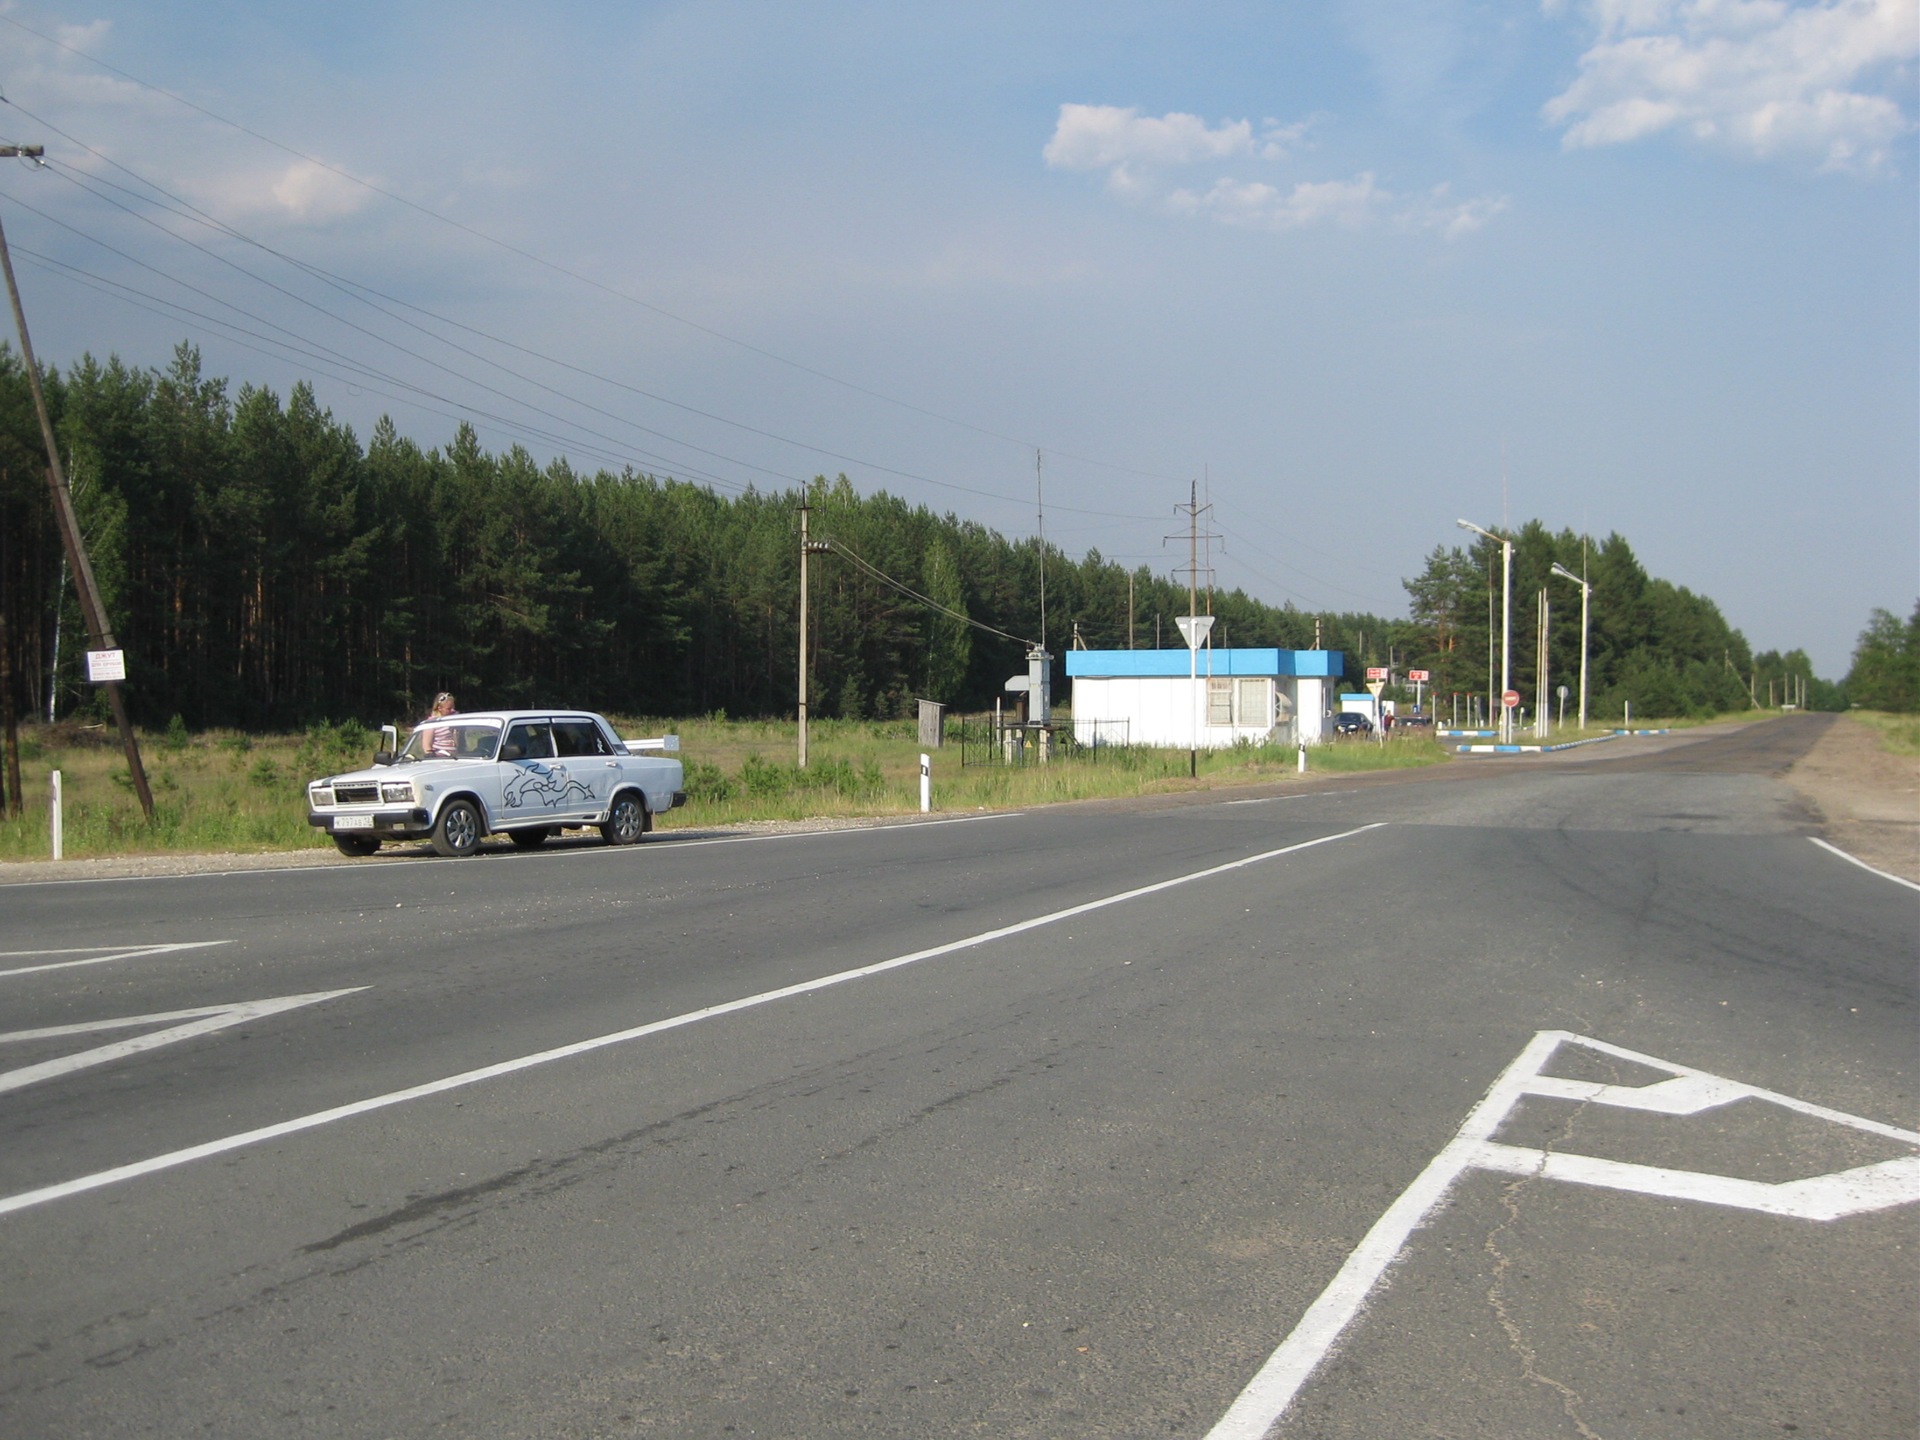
[
  {"xmin": 551, "ymin": 717, "xmax": 616, "ymax": 821},
  {"xmin": 496, "ymin": 718, "xmax": 565, "ymax": 824}
]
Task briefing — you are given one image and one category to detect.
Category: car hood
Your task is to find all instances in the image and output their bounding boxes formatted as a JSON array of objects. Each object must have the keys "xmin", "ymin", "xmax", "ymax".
[{"xmin": 313, "ymin": 758, "xmax": 479, "ymax": 787}]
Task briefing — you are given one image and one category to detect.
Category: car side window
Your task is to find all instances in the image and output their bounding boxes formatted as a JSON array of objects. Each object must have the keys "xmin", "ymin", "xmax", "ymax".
[
  {"xmin": 500, "ymin": 721, "xmax": 553, "ymax": 762},
  {"xmin": 553, "ymin": 719, "xmax": 610, "ymax": 758}
]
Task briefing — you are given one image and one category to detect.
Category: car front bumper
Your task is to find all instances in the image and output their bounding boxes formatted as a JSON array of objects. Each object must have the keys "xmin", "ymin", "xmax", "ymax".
[{"xmin": 308, "ymin": 807, "xmax": 432, "ymax": 837}]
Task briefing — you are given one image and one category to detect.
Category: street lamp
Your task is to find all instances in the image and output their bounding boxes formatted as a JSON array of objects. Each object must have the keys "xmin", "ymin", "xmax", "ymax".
[
  {"xmin": 1549, "ymin": 562, "xmax": 1592, "ymax": 733},
  {"xmin": 1457, "ymin": 519, "xmax": 1512, "ymax": 742}
]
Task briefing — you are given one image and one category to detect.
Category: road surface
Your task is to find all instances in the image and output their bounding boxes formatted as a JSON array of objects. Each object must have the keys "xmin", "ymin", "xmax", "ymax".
[{"xmin": 1, "ymin": 715, "xmax": 1913, "ymax": 1438}]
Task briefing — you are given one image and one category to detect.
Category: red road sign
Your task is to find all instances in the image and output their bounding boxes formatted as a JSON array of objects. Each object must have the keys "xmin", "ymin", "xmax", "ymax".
[
  {"xmin": 1408, "ymin": 669, "xmax": 1430, "ymax": 683},
  {"xmin": 1366, "ymin": 666, "xmax": 1389, "ymax": 681},
  {"xmin": 1502, "ymin": 690, "xmax": 1521, "ymax": 708}
]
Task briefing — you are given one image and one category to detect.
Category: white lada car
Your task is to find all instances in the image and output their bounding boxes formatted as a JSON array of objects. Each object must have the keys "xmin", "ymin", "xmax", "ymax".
[{"xmin": 307, "ymin": 709, "xmax": 686, "ymax": 858}]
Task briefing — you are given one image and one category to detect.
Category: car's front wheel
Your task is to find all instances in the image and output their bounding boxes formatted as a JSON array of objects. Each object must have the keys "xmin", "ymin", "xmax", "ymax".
[
  {"xmin": 601, "ymin": 792, "xmax": 647, "ymax": 846},
  {"xmin": 332, "ymin": 833, "xmax": 379, "ymax": 857},
  {"xmin": 431, "ymin": 799, "xmax": 483, "ymax": 858}
]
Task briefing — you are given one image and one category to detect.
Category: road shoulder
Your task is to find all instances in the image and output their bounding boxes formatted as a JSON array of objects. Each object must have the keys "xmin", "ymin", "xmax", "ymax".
[{"xmin": 1786, "ymin": 714, "xmax": 1920, "ymax": 882}]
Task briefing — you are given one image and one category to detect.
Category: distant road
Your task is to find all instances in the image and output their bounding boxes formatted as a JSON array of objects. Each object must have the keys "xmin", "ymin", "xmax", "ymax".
[{"xmin": 1, "ymin": 714, "xmax": 1912, "ymax": 1439}]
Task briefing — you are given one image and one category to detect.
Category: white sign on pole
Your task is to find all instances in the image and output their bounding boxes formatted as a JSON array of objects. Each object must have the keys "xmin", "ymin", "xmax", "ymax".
[
  {"xmin": 1174, "ymin": 615, "xmax": 1215, "ymax": 650},
  {"xmin": 85, "ymin": 649, "xmax": 125, "ymax": 683}
]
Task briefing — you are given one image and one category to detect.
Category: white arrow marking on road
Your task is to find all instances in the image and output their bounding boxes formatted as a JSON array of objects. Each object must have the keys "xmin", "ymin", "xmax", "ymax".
[
  {"xmin": 1207, "ymin": 1030, "xmax": 1920, "ymax": 1440},
  {"xmin": 0, "ymin": 990, "xmax": 365, "ymax": 1096},
  {"xmin": 0, "ymin": 941, "xmax": 231, "ymax": 980}
]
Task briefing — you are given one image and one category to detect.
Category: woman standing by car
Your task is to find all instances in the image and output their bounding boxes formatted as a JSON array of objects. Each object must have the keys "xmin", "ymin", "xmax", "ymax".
[{"xmin": 418, "ymin": 692, "xmax": 458, "ymax": 757}]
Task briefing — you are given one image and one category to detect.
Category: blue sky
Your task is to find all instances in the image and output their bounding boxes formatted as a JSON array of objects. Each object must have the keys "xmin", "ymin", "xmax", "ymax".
[{"xmin": 0, "ymin": 0, "xmax": 1912, "ymax": 676}]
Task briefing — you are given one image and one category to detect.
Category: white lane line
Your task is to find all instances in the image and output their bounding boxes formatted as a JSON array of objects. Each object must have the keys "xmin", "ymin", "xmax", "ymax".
[
  {"xmin": 1204, "ymin": 1030, "xmax": 1920, "ymax": 1440},
  {"xmin": 0, "ymin": 941, "xmax": 231, "ymax": 980},
  {"xmin": 0, "ymin": 822, "xmax": 1387, "ymax": 1219},
  {"xmin": 0, "ymin": 991, "xmax": 365, "ymax": 1096},
  {"xmin": 1808, "ymin": 837, "xmax": 1920, "ymax": 893},
  {"xmin": 1222, "ymin": 791, "xmax": 1359, "ymax": 807}
]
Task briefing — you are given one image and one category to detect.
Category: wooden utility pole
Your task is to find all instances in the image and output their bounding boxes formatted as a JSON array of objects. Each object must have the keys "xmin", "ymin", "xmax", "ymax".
[
  {"xmin": 0, "ymin": 146, "xmax": 154, "ymax": 820},
  {"xmin": 798, "ymin": 504, "xmax": 811, "ymax": 769},
  {"xmin": 796, "ymin": 504, "xmax": 830, "ymax": 768}
]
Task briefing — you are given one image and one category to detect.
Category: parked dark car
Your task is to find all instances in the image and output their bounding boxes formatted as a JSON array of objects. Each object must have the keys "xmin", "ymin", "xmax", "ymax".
[
  {"xmin": 1333, "ymin": 711, "xmax": 1374, "ymax": 736},
  {"xmin": 1398, "ymin": 713, "xmax": 1433, "ymax": 729}
]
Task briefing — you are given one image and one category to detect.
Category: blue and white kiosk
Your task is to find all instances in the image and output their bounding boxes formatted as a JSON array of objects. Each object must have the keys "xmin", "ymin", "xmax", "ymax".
[{"xmin": 1063, "ymin": 648, "xmax": 1345, "ymax": 748}]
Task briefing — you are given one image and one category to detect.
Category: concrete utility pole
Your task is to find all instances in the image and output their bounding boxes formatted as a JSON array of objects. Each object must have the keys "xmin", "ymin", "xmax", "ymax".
[{"xmin": 0, "ymin": 146, "xmax": 154, "ymax": 820}]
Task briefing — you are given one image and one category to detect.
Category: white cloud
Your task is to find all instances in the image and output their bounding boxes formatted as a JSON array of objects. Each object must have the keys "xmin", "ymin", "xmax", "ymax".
[
  {"xmin": 1168, "ymin": 173, "xmax": 1386, "ymax": 231},
  {"xmin": 1044, "ymin": 103, "xmax": 1256, "ymax": 175},
  {"xmin": 1398, "ymin": 183, "xmax": 1512, "ymax": 238},
  {"xmin": 1544, "ymin": 0, "xmax": 1920, "ymax": 173},
  {"xmin": 192, "ymin": 159, "xmax": 373, "ymax": 226},
  {"xmin": 1044, "ymin": 102, "xmax": 1499, "ymax": 239}
]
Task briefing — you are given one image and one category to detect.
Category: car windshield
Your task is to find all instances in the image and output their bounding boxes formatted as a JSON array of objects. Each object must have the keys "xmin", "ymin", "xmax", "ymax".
[{"xmin": 398, "ymin": 718, "xmax": 501, "ymax": 762}]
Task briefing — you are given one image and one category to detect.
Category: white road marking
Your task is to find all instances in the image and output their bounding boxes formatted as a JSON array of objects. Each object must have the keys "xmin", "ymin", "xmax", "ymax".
[
  {"xmin": 1204, "ymin": 1030, "xmax": 1920, "ymax": 1440},
  {"xmin": 0, "ymin": 822, "xmax": 1386, "ymax": 1219},
  {"xmin": 1808, "ymin": 836, "xmax": 1920, "ymax": 893},
  {"xmin": 0, "ymin": 990, "xmax": 365, "ymax": 1096},
  {"xmin": 0, "ymin": 941, "xmax": 231, "ymax": 980},
  {"xmin": 1222, "ymin": 791, "xmax": 1359, "ymax": 807}
]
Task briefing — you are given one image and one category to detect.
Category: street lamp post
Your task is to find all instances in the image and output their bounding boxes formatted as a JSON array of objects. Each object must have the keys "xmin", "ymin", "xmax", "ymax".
[
  {"xmin": 1550, "ymin": 562, "xmax": 1592, "ymax": 733},
  {"xmin": 1457, "ymin": 519, "xmax": 1512, "ymax": 742}
]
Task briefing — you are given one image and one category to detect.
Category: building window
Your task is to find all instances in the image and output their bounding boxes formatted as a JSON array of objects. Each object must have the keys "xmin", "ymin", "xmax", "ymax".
[
  {"xmin": 1236, "ymin": 678, "xmax": 1271, "ymax": 729},
  {"xmin": 1207, "ymin": 677, "xmax": 1233, "ymax": 726}
]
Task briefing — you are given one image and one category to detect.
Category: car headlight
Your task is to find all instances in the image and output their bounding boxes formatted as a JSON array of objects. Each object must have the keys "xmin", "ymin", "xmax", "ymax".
[
  {"xmin": 310, "ymin": 785, "xmax": 335, "ymax": 807},
  {"xmin": 380, "ymin": 780, "xmax": 416, "ymax": 804}
]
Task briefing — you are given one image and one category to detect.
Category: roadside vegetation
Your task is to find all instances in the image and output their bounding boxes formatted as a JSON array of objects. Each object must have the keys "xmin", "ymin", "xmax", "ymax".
[{"xmin": 0, "ymin": 713, "xmax": 1450, "ymax": 862}]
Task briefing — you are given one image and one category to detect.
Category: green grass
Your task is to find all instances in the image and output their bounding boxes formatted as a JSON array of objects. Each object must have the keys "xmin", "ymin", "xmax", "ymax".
[
  {"xmin": 1850, "ymin": 710, "xmax": 1920, "ymax": 756},
  {"xmin": 0, "ymin": 713, "xmax": 1458, "ymax": 861}
]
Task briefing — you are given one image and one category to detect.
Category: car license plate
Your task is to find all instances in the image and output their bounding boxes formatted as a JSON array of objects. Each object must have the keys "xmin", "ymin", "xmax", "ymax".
[{"xmin": 333, "ymin": 815, "xmax": 374, "ymax": 831}]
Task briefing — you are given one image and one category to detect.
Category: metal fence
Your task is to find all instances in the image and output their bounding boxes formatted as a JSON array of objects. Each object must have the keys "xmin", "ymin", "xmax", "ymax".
[{"xmin": 956, "ymin": 714, "xmax": 1132, "ymax": 767}]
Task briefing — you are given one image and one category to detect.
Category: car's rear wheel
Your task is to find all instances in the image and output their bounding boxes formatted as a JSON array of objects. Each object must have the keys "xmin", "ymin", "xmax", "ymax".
[
  {"xmin": 332, "ymin": 833, "xmax": 379, "ymax": 857},
  {"xmin": 431, "ymin": 799, "xmax": 483, "ymax": 858},
  {"xmin": 601, "ymin": 791, "xmax": 647, "ymax": 846},
  {"xmin": 508, "ymin": 826, "xmax": 550, "ymax": 849}
]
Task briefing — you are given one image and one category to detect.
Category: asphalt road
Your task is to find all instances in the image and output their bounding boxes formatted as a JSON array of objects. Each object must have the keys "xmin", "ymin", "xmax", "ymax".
[{"xmin": 0, "ymin": 715, "xmax": 1913, "ymax": 1439}]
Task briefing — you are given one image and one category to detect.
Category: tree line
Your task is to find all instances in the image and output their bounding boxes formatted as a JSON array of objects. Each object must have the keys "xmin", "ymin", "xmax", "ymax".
[
  {"xmin": 0, "ymin": 344, "xmax": 1394, "ymax": 738},
  {"xmin": 1, "ymin": 343, "xmax": 1896, "ymax": 776}
]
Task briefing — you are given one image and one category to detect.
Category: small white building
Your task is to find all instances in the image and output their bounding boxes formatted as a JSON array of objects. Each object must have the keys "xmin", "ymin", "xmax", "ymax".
[{"xmin": 1064, "ymin": 647, "xmax": 1345, "ymax": 748}]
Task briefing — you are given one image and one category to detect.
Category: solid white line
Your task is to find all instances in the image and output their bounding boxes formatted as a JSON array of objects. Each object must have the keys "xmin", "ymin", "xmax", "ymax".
[
  {"xmin": 1203, "ymin": 1031, "xmax": 1561, "ymax": 1440},
  {"xmin": 1808, "ymin": 837, "xmax": 1920, "ymax": 893},
  {"xmin": 0, "ymin": 822, "xmax": 1387, "ymax": 1219},
  {"xmin": 0, "ymin": 941, "xmax": 231, "ymax": 980}
]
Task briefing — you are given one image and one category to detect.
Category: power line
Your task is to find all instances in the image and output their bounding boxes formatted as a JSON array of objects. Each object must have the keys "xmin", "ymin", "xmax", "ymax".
[
  {"xmin": 2, "ymin": 106, "xmax": 1164, "ymax": 523},
  {"xmin": 825, "ymin": 538, "xmax": 1035, "ymax": 649},
  {"xmin": 0, "ymin": 17, "xmax": 1185, "ymax": 489}
]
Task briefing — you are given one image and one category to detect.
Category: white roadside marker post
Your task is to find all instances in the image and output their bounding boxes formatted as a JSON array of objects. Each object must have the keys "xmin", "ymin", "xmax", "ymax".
[
  {"xmin": 49, "ymin": 769, "xmax": 62, "ymax": 861},
  {"xmin": 920, "ymin": 753, "xmax": 931, "ymax": 813}
]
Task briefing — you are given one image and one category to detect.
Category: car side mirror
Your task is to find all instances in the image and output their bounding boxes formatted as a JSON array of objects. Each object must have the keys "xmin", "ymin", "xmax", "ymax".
[{"xmin": 372, "ymin": 750, "xmax": 394, "ymax": 767}]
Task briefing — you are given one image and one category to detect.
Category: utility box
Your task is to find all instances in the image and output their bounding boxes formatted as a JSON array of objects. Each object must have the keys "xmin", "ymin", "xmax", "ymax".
[{"xmin": 917, "ymin": 699, "xmax": 945, "ymax": 749}]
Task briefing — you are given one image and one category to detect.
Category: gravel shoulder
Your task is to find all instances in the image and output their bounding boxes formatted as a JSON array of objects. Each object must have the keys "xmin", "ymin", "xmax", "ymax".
[{"xmin": 1782, "ymin": 714, "xmax": 1920, "ymax": 883}]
